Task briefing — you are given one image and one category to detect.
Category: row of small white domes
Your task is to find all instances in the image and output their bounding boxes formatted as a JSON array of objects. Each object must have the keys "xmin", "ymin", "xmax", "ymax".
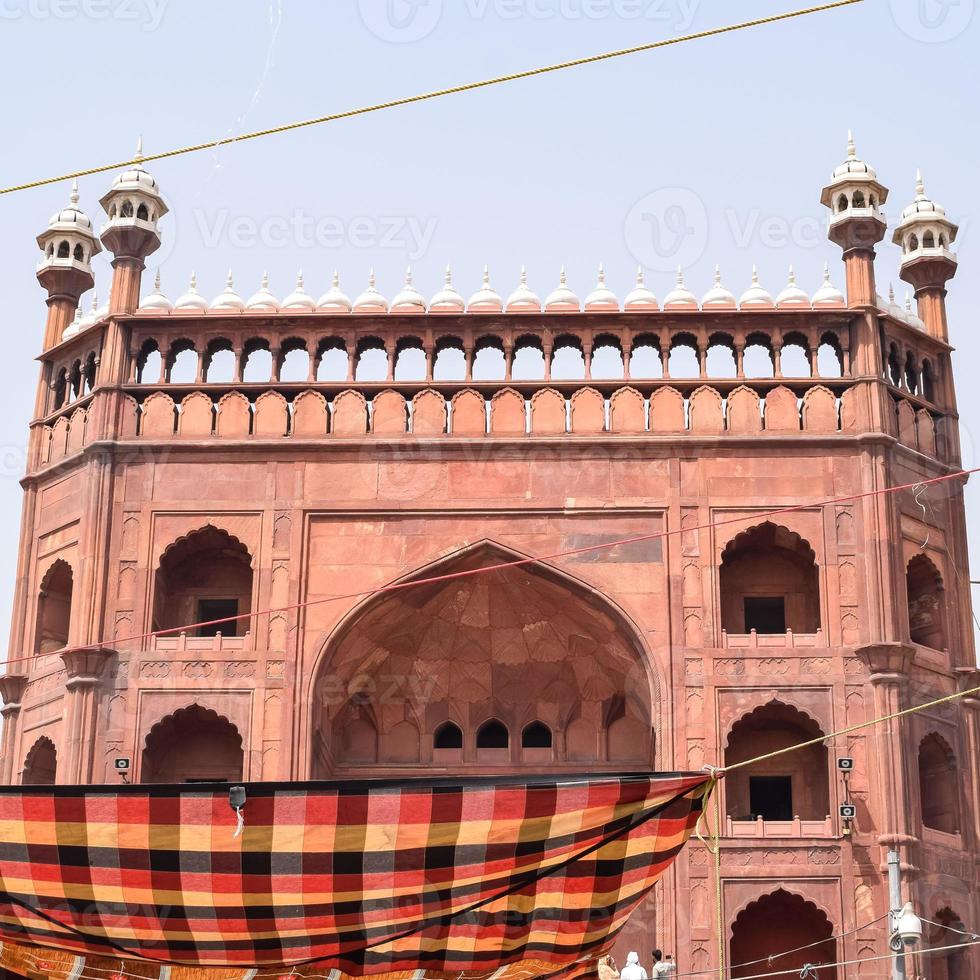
[
  {"xmin": 881, "ymin": 285, "xmax": 926, "ymax": 331},
  {"xmin": 137, "ymin": 264, "xmax": 847, "ymax": 315}
]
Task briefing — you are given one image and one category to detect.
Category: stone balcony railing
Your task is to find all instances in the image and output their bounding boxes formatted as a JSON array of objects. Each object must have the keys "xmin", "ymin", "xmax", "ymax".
[
  {"xmin": 722, "ymin": 630, "xmax": 825, "ymax": 649},
  {"xmin": 726, "ymin": 815, "xmax": 835, "ymax": 838},
  {"xmin": 150, "ymin": 630, "xmax": 254, "ymax": 653}
]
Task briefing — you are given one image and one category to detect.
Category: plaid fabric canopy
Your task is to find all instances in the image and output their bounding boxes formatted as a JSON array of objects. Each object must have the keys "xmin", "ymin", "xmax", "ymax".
[{"xmin": 0, "ymin": 772, "xmax": 711, "ymax": 980}]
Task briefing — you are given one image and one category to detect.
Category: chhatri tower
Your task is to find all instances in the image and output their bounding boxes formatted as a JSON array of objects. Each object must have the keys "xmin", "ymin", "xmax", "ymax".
[{"xmin": 1, "ymin": 136, "xmax": 977, "ymax": 979}]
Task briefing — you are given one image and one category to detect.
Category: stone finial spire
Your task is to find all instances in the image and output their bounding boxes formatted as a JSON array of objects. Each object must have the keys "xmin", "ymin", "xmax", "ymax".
[
  {"xmin": 430, "ymin": 264, "xmax": 465, "ymax": 313},
  {"xmin": 468, "ymin": 265, "xmax": 503, "ymax": 313},
  {"xmin": 391, "ymin": 266, "xmax": 426, "ymax": 313}
]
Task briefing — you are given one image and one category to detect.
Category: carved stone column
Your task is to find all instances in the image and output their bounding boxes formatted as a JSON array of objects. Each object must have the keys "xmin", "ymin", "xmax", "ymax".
[
  {"xmin": 857, "ymin": 643, "xmax": 918, "ymax": 894},
  {"xmin": 0, "ymin": 675, "xmax": 29, "ymax": 785},
  {"xmin": 955, "ymin": 668, "xmax": 980, "ymax": 847},
  {"xmin": 60, "ymin": 648, "xmax": 115, "ymax": 784}
]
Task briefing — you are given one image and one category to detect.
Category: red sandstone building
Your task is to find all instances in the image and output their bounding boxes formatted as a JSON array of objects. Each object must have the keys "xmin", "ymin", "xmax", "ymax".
[{"xmin": 1, "ymin": 137, "xmax": 977, "ymax": 979}]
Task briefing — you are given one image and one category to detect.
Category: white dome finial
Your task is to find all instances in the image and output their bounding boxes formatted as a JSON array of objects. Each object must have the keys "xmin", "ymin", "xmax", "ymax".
[
  {"xmin": 545, "ymin": 264, "xmax": 580, "ymax": 311},
  {"xmin": 226, "ymin": 269, "xmax": 234, "ymax": 288},
  {"xmin": 468, "ymin": 264, "xmax": 503, "ymax": 312},
  {"xmin": 703, "ymin": 265, "xmax": 736, "ymax": 309},
  {"xmin": 506, "ymin": 265, "xmax": 541, "ymax": 312},
  {"xmin": 174, "ymin": 270, "xmax": 208, "ymax": 313},
  {"xmin": 211, "ymin": 269, "xmax": 245, "ymax": 311},
  {"xmin": 846, "ymin": 129, "xmax": 856, "ymax": 160},
  {"xmin": 739, "ymin": 264, "xmax": 773, "ymax": 309},
  {"xmin": 822, "ymin": 261, "xmax": 830, "ymax": 283},
  {"xmin": 154, "ymin": 270, "xmax": 161, "ymax": 291},
  {"xmin": 391, "ymin": 266, "xmax": 426, "ymax": 313},
  {"xmin": 445, "ymin": 264, "xmax": 452, "ymax": 285},
  {"xmin": 624, "ymin": 265, "xmax": 659, "ymax": 311},
  {"xmin": 135, "ymin": 136, "xmax": 144, "ymax": 162},
  {"xmin": 636, "ymin": 266, "xmax": 645, "ymax": 285},
  {"xmin": 915, "ymin": 168, "xmax": 925, "ymax": 199},
  {"xmin": 282, "ymin": 269, "xmax": 315, "ymax": 311},
  {"xmin": 775, "ymin": 264, "xmax": 811, "ymax": 309},
  {"xmin": 261, "ymin": 270, "xmax": 269, "ymax": 289},
  {"xmin": 585, "ymin": 262, "xmax": 619, "ymax": 311},
  {"xmin": 69, "ymin": 178, "xmax": 79, "ymax": 205},
  {"xmin": 333, "ymin": 269, "xmax": 340, "ymax": 288},
  {"xmin": 317, "ymin": 269, "xmax": 353, "ymax": 313}
]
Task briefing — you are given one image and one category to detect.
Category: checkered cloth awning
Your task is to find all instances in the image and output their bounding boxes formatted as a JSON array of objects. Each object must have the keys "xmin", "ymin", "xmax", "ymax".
[{"xmin": 0, "ymin": 772, "xmax": 711, "ymax": 980}]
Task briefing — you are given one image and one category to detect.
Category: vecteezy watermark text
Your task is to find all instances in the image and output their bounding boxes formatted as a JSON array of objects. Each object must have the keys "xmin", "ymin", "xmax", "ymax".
[
  {"xmin": 193, "ymin": 210, "xmax": 439, "ymax": 261},
  {"xmin": 0, "ymin": 0, "xmax": 167, "ymax": 30},
  {"xmin": 358, "ymin": 0, "xmax": 700, "ymax": 43}
]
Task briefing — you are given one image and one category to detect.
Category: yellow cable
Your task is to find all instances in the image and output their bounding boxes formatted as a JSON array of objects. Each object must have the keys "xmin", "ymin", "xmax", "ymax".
[{"xmin": 0, "ymin": 0, "xmax": 864, "ymax": 196}]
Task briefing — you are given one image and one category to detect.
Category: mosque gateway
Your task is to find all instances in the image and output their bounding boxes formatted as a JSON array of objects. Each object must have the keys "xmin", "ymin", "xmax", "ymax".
[{"xmin": 2, "ymin": 136, "xmax": 978, "ymax": 979}]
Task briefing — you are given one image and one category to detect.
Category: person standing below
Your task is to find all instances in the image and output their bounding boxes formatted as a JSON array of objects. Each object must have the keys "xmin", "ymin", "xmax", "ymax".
[
  {"xmin": 597, "ymin": 954, "xmax": 620, "ymax": 980},
  {"xmin": 651, "ymin": 950, "xmax": 675, "ymax": 977},
  {"xmin": 620, "ymin": 951, "xmax": 649, "ymax": 980}
]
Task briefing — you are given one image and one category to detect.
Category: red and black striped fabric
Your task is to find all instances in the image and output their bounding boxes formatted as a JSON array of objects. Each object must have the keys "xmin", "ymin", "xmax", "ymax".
[{"xmin": 0, "ymin": 772, "xmax": 711, "ymax": 980}]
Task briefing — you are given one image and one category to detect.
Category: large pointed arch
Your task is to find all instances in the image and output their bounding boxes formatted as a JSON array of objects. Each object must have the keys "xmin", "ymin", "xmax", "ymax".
[{"xmin": 307, "ymin": 539, "xmax": 661, "ymax": 777}]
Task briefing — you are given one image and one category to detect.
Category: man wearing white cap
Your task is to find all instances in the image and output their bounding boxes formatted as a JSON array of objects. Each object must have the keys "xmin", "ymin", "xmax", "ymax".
[{"xmin": 620, "ymin": 951, "xmax": 649, "ymax": 980}]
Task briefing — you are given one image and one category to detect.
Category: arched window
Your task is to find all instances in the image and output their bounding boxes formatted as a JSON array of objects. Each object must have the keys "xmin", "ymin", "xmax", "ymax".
[
  {"xmin": 923, "ymin": 230, "xmax": 936, "ymax": 248},
  {"xmin": 142, "ymin": 705, "xmax": 244, "ymax": 783},
  {"xmin": 167, "ymin": 340, "xmax": 198, "ymax": 384},
  {"xmin": 57, "ymin": 240, "xmax": 70, "ymax": 259},
  {"xmin": 730, "ymin": 891, "xmax": 836, "ymax": 979},
  {"xmin": 852, "ymin": 190, "xmax": 866, "ymax": 208},
  {"xmin": 720, "ymin": 523, "xmax": 820, "ymax": 634},
  {"xmin": 72, "ymin": 243, "xmax": 84, "ymax": 262},
  {"xmin": 476, "ymin": 719, "xmax": 509, "ymax": 749},
  {"xmin": 22, "ymin": 736, "xmax": 57, "ymax": 785},
  {"xmin": 918, "ymin": 733, "xmax": 959, "ymax": 834},
  {"xmin": 120, "ymin": 200, "xmax": 134, "ymax": 218},
  {"xmin": 725, "ymin": 702, "xmax": 829, "ymax": 822},
  {"xmin": 836, "ymin": 193, "xmax": 848, "ymax": 213},
  {"xmin": 153, "ymin": 527, "xmax": 253, "ymax": 638},
  {"xmin": 906, "ymin": 554, "xmax": 947, "ymax": 650},
  {"xmin": 35, "ymin": 560, "xmax": 73, "ymax": 655},
  {"xmin": 136, "ymin": 203, "xmax": 149, "ymax": 220},
  {"xmin": 434, "ymin": 721, "xmax": 463, "ymax": 750},
  {"xmin": 521, "ymin": 721, "xmax": 553, "ymax": 749}
]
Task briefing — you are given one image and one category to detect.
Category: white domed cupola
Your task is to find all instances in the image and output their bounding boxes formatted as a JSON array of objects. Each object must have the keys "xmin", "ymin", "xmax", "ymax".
[
  {"xmin": 584, "ymin": 264, "xmax": 619, "ymax": 312},
  {"xmin": 429, "ymin": 266, "xmax": 465, "ymax": 313},
  {"xmin": 317, "ymin": 271, "xmax": 352, "ymax": 313},
  {"xmin": 211, "ymin": 271, "xmax": 245, "ymax": 312},
  {"xmin": 819, "ymin": 131, "xmax": 888, "ymax": 254},
  {"xmin": 811, "ymin": 262, "xmax": 845, "ymax": 308},
  {"xmin": 173, "ymin": 272, "xmax": 208, "ymax": 313},
  {"xmin": 353, "ymin": 270, "xmax": 389, "ymax": 314},
  {"xmin": 738, "ymin": 265, "xmax": 774, "ymax": 309},
  {"xmin": 99, "ymin": 138, "xmax": 168, "ymax": 260},
  {"xmin": 545, "ymin": 267, "xmax": 580, "ymax": 312},
  {"xmin": 893, "ymin": 170, "xmax": 958, "ymax": 269},
  {"xmin": 281, "ymin": 270, "xmax": 316, "ymax": 311},
  {"xmin": 701, "ymin": 265, "xmax": 736, "ymax": 309},
  {"xmin": 623, "ymin": 267, "xmax": 658, "ymax": 311},
  {"xmin": 663, "ymin": 267, "xmax": 698, "ymax": 310},
  {"xmin": 468, "ymin": 266, "xmax": 503, "ymax": 313},
  {"xmin": 390, "ymin": 267, "xmax": 427, "ymax": 314},
  {"xmin": 37, "ymin": 179, "xmax": 102, "ymax": 282},
  {"xmin": 775, "ymin": 266, "xmax": 811, "ymax": 309},
  {"xmin": 139, "ymin": 271, "xmax": 173, "ymax": 313},
  {"xmin": 506, "ymin": 266, "xmax": 542, "ymax": 313}
]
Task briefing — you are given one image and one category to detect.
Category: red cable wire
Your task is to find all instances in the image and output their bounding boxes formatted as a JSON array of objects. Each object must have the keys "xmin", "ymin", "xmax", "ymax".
[{"xmin": 6, "ymin": 465, "xmax": 977, "ymax": 671}]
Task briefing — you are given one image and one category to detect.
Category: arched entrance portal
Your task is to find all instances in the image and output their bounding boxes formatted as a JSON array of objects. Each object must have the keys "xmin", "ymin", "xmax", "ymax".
[
  {"xmin": 730, "ymin": 890, "xmax": 837, "ymax": 979},
  {"xmin": 311, "ymin": 542, "xmax": 657, "ymax": 777},
  {"xmin": 141, "ymin": 705, "xmax": 244, "ymax": 783}
]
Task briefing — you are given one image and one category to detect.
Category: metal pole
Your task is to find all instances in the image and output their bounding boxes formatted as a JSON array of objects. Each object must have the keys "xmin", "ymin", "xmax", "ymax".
[{"xmin": 887, "ymin": 849, "xmax": 906, "ymax": 980}]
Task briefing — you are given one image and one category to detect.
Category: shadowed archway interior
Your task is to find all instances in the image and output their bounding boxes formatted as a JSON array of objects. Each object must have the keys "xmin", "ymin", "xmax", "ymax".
[
  {"xmin": 141, "ymin": 704, "xmax": 244, "ymax": 783},
  {"xmin": 730, "ymin": 890, "xmax": 837, "ymax": 979},
  {"xmin": 312, "ymin": 543, "xmax": 655, "ymax": 776}
]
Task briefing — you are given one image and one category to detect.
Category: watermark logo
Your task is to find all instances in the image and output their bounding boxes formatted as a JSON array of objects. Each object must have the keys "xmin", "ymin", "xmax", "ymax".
[
  {"xmin": 358, "ymin": 0, "xmax": 444, "ymax": 43},
  {"xmin": 890, "ymin": 0, "xmax": 973, "ymax": 42},
  {"xmin": 0, "ymin": 0, "xmax": 168, "ymax": 30},
  {"xmin": 623, "ymin": 187, "xmax": 708, "ymax": 272}
]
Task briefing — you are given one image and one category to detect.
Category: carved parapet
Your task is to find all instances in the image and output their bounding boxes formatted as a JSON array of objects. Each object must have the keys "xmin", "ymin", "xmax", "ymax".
[
  {"xmin": 61, "ymin": 647, "xmax": 116, "ymax": 690},
  {"xmin": 856, "ymin": 642, "xmax": 914, "ymax": 682}
]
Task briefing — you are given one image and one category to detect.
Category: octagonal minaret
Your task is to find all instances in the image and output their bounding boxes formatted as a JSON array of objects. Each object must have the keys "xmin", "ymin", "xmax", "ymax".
[
  {"xmin": 820, "ymin": 132, "xmax": 888, "ymax": 308},
  {"xmin": 35, "ymin": 180, "xmax": 101, "ymax": 350},
  {"xmin": 99, "ymin": 139, "xmax": 168, "ymax": 314},
  {"xmin": 893, "ymin": 170, "xmax": 958, "ymax": 342}
]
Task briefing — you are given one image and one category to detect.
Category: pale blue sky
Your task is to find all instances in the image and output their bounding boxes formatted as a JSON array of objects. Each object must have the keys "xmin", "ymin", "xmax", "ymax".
[{"xmin": 0, "ymin": 0, "xmax": 977, "ymax": 651}]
